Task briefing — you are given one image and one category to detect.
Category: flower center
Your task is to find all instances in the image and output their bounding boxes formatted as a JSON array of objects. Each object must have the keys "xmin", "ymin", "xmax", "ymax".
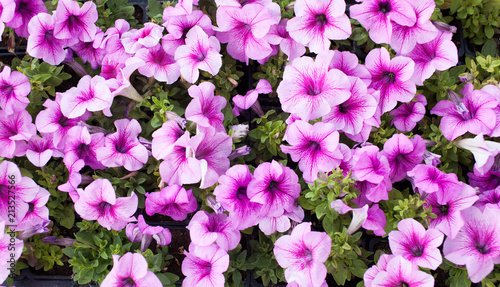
[
  {"xmin": 411, "ymin": 244, "xmax": 424, "ymax": 257},
  {"xmin": 98, "ymin": 201, "xmax": 113, "ymax": 213},
  {"xmin": 475, "ymin": 242, "xmax": 491, "ymax": 254},
  {"xmin": 338, "ymin": 103, "xmax": 349, "ymax": 114},
  {"xmin": 439, "ymin": 204, "xmax": 449, "ymax": 216},
  {"xmin": 44, "ymin": 30, "xmax": 54, "ymax": 42},
  {"xmin": 0, "ymin": 83, "xmax": 14, "ymax": 97},
  {"xmin": 315, "ymin": 14, "xmax": 328, "ymax": 26},
  {"xmin": 383, "ymin": 71, "xmax": 396, "ymax": 84},
  {"xmin": 268, "ymin": 180, "xmax": 280, "ymax": 192},
  {"xmin": 308, "ymin": 141, "xmax": 321, "ymax": 152},
  {"xmin": 121, "ymin": 277, "xmax": 136, "ymax": 287},
  {"xmin": 28, "ymin": 203, "xmax": 35, "ymax": 214},
  {"xmin": 58, "ymin": 116, "xmax": 70, "ymax": 127},
  {"xmin": 398, "ymin": 282, "xmax": 409, "ymax": 287},
  {"xmin": 379, "ymin": 1, "xmax": 392, "ymax": 14}
]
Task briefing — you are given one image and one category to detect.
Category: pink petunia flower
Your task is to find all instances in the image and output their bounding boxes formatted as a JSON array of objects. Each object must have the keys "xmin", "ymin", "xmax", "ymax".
[
  {"xmin": 389, "ymin": 218, "xmax": 443, "ymax": 270},
  {"xmin": 151, "ymin": 120, "xmax": 185, "ymax": 160},
  {"xmin": 6, "ymin": 0, "xmax": 47, "ymax": 38},
  {"xmin": 53, "ymin": 0, "xmax": 98, "ymax": 45},
  {"xmin": 121, "ymin": 23, "xmax": 164, "ymax": 54},
  {"xmin": 264, "ymin": 19, "xmax": 305, "ymax": 61},
  {"xmin": 15, "ymin": 187, "xmax": 50, "ymax": 232},
  {"xmin": 187, "ymin": 210, "xmax": 241, "ymax": 251},
  {"xmin": 407, "ymin": 164, "xmax": 462, "ymax": 198},
  {"xmin": 331, "ymin": 200, "xmax": 386, "ymax": 236},
  {"xmin": 476, "ymin": 187, "xmax": 500, "ymax": 211},
  {"xmin": 63, "ymin": 126, "xmax": 106, "ymax": 170},
  {"xmin": 232, "ymin": 79, "xmax": 272, "ymax": 116},
  {"xmin": 277, "ymin": 52, "xmax": 351, "ymax": 121},
  {"xmin": 135, "ymin": 44, "xmax": 180, "ymax": 84},
  {"xmin": 287, "ymin": 0, "xmax": 351, "ymax": 53},
  {"xmin": 26, "ymin": 134, "xmax": 63, "ymax": 167},
  {"xmin": 182, "ymin": 243, "xmax": 230, "ymax": 287},
  {"xmin": 443, "ymin": 206, "xmax": 500, "ymax": 283},
  {"xmin": 27, "ymin": 13, "xmax": 67, "ymax": 66},
  {"xmin": 389, "ymin": 94, "xmax": 427, "ymax": 132},
  {"xmin": 371, "ymin": 255, "xmax": 434, "ymax": 287},
  {"xmin": 101, "ymin": 252, "xmax": 162, "ymax": 287},
  {"xmin": 469, "ymin": 169, "xmax": 500, "ymax": 192},
  {"xmin": 74, "ymin": 178, "xmax": 137, "ymax": 231},
  {"xmin": 328, "ymin": 50, "xmax": 372, "ymax": 87},
  {"xmin": 381, "ymin": 134, "xmax": 425, "ymax": 182},
  {"xmin": 365, "ymin": 47, "xmax": 416, "ymax": 113},
  {"xmin": 0, "ymin": 66, "xmax": 30, "ymax": 115},
  {"xmin": 274, "ymin": 222, "xmax": 331, "ymax": 287},
  {"xmin": 96, "ymin": 119, "xmax": 149, "ymax": 171},
  {"xmin": 281, "ymin": 120, "xmax": 343, "ymax": 183},
  {"xmin": 126, "ymin": 215, "xmax": 171, "ymax": 253},
  {"xmin": 70, "ymin": 28, "xmax": 107, "ymax": 70},
  {"xmin": 145, "ymin": 184, "xmax": 197, "ymax": 221},
  {"xmin": 0, "ymin": 110, "xmax": 36, "ymax": 158},
  {"xmin": 175, "ymin": 26, "xmax": 222, "ymax": 84},
  {"xmin": 455, "ymin": 133, "xmax": 500, "ymax": 175},
  {"xmin": 0, "ymin": 220, "xmax": 23, "ymax": 284},
  {"xmin": 185, "ymin": 82, "xmax": 227, "ymax": 132},
  {"xmin": 58, "ymin": 153, "xmax": 85, "ymax": 202},
  {"xmin": 259, "ymin": 204, "xmax": 304, "ymax": 236}
]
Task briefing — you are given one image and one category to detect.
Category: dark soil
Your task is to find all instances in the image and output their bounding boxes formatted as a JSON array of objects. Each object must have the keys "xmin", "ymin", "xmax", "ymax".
[
  {"xmin": 164, "ymin": 228, "xmax": 190, "ymax": 278},
  {"xmin": 30, "ymin": 262, "xmax": 73, "ymax": 277}
]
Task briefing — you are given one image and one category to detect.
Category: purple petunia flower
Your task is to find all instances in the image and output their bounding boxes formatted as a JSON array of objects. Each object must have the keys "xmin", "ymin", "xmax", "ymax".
[
  {"xmin": 274, "ymin": 222, "xmax": 332, "ymax": 287},
  {"xmin": 281, "ymin": 120, "xmax": 343, "ymax": 183},
  {"xmin": 0, "ymin": 110, "xmax": 36, "ymax": 158},
  {"xmin": 407, "ymin": 164, "xmax": 462, "ymax": 198},
  {"xmin": 389, "ymin": 218, "xmax": 443, "ymax": 270},
  {"xmin": 213, "ymin": 165, "xmax": 263, "ymax": 230},
  {"xmin": 74, "ymin": 178, "xmax": 137, "ymax": 231},
  {"xmin": 151, "ymin": 120, "xmax": 185, "ymax": 160},
  {"xmin": 0, "ymin": 66, "xmax": 30, "ymax": 116},
  {"xmin": 182, "ymin": 243, "xmax": 230, "ymax": 287},
  {"xmin": 187, "ymin": 210, "xmax": 241, "ymax": 251},
  {"xmin": 121, "ymin": 23, "xmax": 164, "ymax": 54},
  {"xmin": 135, "ymin": 44, "xmax": 180, "ymax": 84},
  {"xmin": 476, "ymin": 186, "xmax": 500, "ymax": 211},
  {"xmin": 6, "ymin": 0, "xmax": 47, "ymax": 38},
  {"xmin": 63, "ymin": 126, "xmax": 106, "ymax": 170},
  {"xmin": 286, "ymin": 0, "xmax": 351, "ymax": 54},
  {"xmin": 469, "ymin": 168, "xmax": 500, "ymax": 192},
  {"xmin": 175, "ymin": 26, "xmax": 222, "ymax": 84},
  {"xmin": 69, "ymin": 28, "xmax": 107, "ymax": 70},
  {"xmin": 350, "ymin": 0, "xmax": 416, "ymax": 44},
  {"xmin": 248, "ymin": 160, "xmax": 301, "ymax": 217},
  {"xmin": 145, "ymin": 184, "xmax": 197, "ymax": 221},
  {"xmin": 443, "ymin": 206, "xmax": 500, "ymax": 283},
  {"xmin": 352, "ymin": 145, "xmax": 390, "ymax": 185},
  {"xmin": 365, "ymin": 47, "xmax": 416, "ymax": 113},
  {"xmin": 15, "ymin": 187, "xmax": 50, "ymax": 232},
  {"xmin": 185, "ymin": 82, "xmax": 226, "ymax": 132},
  {"xmin": 27, "ymin": 13, "xmax": 67, "ymax": 66},
  {"xmin": 96, "ymin": 119, "xmax": 149, "ymax": 171},
  {"xmin": 101, "ymin": 252, "xmax": 162, "ymax": 287},
  {"xmin": 26, "ymin": 134, "xmax": 63, "ymax": 167},
  {"xmin": 259, "ymin": 203, "xmax": 304, "ymax": 235},
  {"xmin": 389, "ymin": 94, "xmax": 427, "ymax": 132},
  {"xmin": 277, "ymin": 52, "xmax": 351, "ymax": 121},
  {"xmin": 126, "ymin": 215, "xmax": 171, "ymax": 253},
  {"xmin": 431, "ymin": 85, "xmax": 498, "ymax": 141},
  {"xmin": 53, "ymin": 0, "xmax": 98, "ymax": 45},
  {"xmin": 381, "ymin": 134, "xmax": 425, "ymax": 182}
]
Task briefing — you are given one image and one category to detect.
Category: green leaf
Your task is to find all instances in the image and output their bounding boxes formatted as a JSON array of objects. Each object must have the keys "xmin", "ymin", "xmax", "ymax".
[
  {"xmin": 147, "ymin": 0, "xmax": 163, "ymax": 18},
  {"xmin": 484, "ymin": 26, "xmax": 495, "ymax": 39},
  {"xmin": 59, "ymin": 207, "xmax": 75, "ymax": 229}
]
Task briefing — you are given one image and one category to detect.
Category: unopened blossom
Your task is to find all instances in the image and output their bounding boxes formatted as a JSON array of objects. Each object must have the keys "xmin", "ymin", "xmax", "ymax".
[
  {"xmin": 366, "ymin": 47, "xmax": 416, "ymax": 113},
  {"xmin": 390, "ymin": 94, "xmax": 427, "ymax": 132},
  {"xmin": 6, "ymin": 0, "xmax": 47, "ymax": 38},
  {"xmin": 216, "ymin": 4, "xmax": 279, "ymax": 63},
  {"xmin": 53, "ymin": 0, "xmax": 98, "ymax": 45},
  {"xmin": 187, "ymin": 210, "xmax": 241, "ymax": 251},
  {"xmin": 274, "ymin": 222, "xmax": 331, "ymax": 287},
  {"xmin": 229, "ymin": 124, "xmax": 249, "ymax": 140},
  {"xmin": 248, "ymin": 160, "xmax": 301, "ymax": 217},
  {"xmin": 264, "ymin": 19, "xmax": 305, "ymax": 61},
  {"xmin": 182, "ymin": 243, "xmax": 229, "ymax": 287},
  {"xmin": 0, "ymin": 221, "xmax": 23, "ymax": 284},
  {"xmin": 0, "ymin": 110, "xmax": 37, "ymax": 158},
  {"xmin": 277, "ymin": 52, "xmax": 350, "ymax": 121},
  {"xmin": 27, "ymin": 13, "xmax": 67, "ymax": 66},
  {"xmin": 407, "ymin": 164, "xmax": 462, "ymax": 198},
  {"xmin": 60, "ymin": 75, "xmax": 113, "ymax": 118},
  {"xmin": 328, "ymin": 50, "xmax": 372, "ymax": 87},
  {"xmin": 185, "ymin": 82, "xmax": 226, "ymax": 132},
  {"xmin": 322, "ymin": 77, "xmax": 377, "ymax": 135},
  {"xmin": 121, "ymin": 23, "xmax": 164, "ymax": 54},
  {"xmin": 390, "ymin": 0, "xmax": 438, "ymax": 54},
  {"xmin": 145, "ymin": 184, "xmax": 197, "ymax": 221},
  {"xmin": 444, "ymin": 206, "xmax": 500, "ymax": 283},
  {"xmin": 381, "ymin": 134, "xmax": 425, "ymax": 182},
  {"xmin": 175, "ymin": 26, "xmax": 222, "ymax": 83},
  {"xmin": 214, "ymin": 165, "xmax": 262, "ymax": 230},
  {"xmin": 26, "ymin": 134, "xmax": 63, "ymax": 167},
  {"xmin": 74, "ymin": 178, "xmax": 137, "ymax": 231},
  {"xmin": 455, "ymin": 133, "xmax": 500, "ymax": 175},
  {"xmin": 431, "ymin": 85, "xmax": 498, "ymax": 141},
  {"xmin": 425, "ymin": 182, "xmax": 478, "ymax": 239},
  {"xmin": 0, "ymin": 66, "xmax": 30, "ymax": 115},
  {"xmin": 101, "ymin": 252, "xmax": 162, "ymax": 287},
  {"xmin": 389, "ymin": 218, "xmax": 443, "ymax": 270},
  {"xmin": 371, "ymin": 255, "xmax": 434, "ymax": 287},
  {"xmin": 350, "ymin": 0, "xmax": 416, "ymax": 44},
  {"xmin": 331, "ymin": 200, "xmax": 386, "ymax": 236},
  {"xmin": 126, "ymin": 215, "xmax": 171, "ymax": 253},
  {"xmin": 281, "ymin": 120, "xmax": 343, "ymax": 183},
  {"xmin": 406, "ymin": 31, "xmax": 458, "ymax": 85},
  {"xmin": 287, "ymin": 0, "xmax": 351, "ymax": 53},
  {"xmin": 15, "ymin": 187, "xmax": 50, "ymax": 232},
  {"xmin": 135, "ymin": 44, "xmax": 180, "ymax": 84},
  {"xmin": 63, "ymin": 126, "xmax": 106, "ymax": 170}
]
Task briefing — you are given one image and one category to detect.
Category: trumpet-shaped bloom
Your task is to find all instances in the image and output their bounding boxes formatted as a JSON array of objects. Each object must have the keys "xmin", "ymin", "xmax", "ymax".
[
  {"xmin": 264, "ymin": 19, "xmax": 305, "ymax": 61},
  {"xmin": 213, "ymin": 165, "xmax": 262, "ymax": 230},
  {"xmin": 274, "ymin": 222, "xmax": 331, "ymax": 287},
  {"xmin": 15, "ymin": 187, "xmax": 50, "ymax": 231},
  {"xmin": 216, "ymin": 4, "xmax": 279, "ymax": 63},
  {"xmin": 26, "ymin": 134, "xmax": 63, "ymax": 167},
  {"xmin": 175, "ymin": 26, "xmax": 222, "ymax": 83},
  {"xmin": 126, "ymin": 215, "xmax": 171, "ymax": 253},
  {"xmin": 328, "ymin": 50, "xmax": 372, "ymax": 87},
  {"xmin": 390, "ymin": 0, "xmax": 437, "ymax": 54},
  {"xmin": 232, "ymin": 79, "xmax": 272, "ymax": 116},
  {"xmin": 135, "ymin": 44, "xmax": 180, "ymax": 84},
  {"xmin": 248, "ymin": 160, "xmax": 301, "ymax": 217},
  {"xmin": 371, "ymin": 256, "xmax": 434, "ymax": 287},
  {"xmin": 60, "ymin": 75, "xmax": 113, "ymax": 119},
  {"xmin": 322, "ymin": 77, "xmax": 377, "ymax": 135},
  {"xmin": 0, "ymin": 110, "xmax": 36, "ymax": 158},
  {"xmin": 407, "ymin": 164, "xmax": 462, "ymax": 198},
  {"xmin": 443, "ymin": 206, "xmax": 500, "ymax": 283},
  {"xmin": 182, "ymin": 243, "xmax": 229, "ymax": 287},
  {"xmin": 53, "ymin": 0, "xmax": 98, "ymax": 44},
  {"xmin": 187, "ymin": 210, "xmax": 241, "ymax": 251},
  {"xmin": 121, "ymin": 23, "xmax": 164, "ymax": 54},
  {"xmin": 70, "ymin": 28, "xmax": 106, "ymax": 69},
  {"xmin": 366, "ymin": 47, "xmax": 416, "ymax": 113},
  {"xmin": 151, "ymin": 120, "xmax": 185, "ymax": 160},
  {"xmin": 381, "ymin": 134, "xmax": 425, "ymax": 182},
  {"xmin": 96, "ymin": 119, "xmax": 149, "ymax": 171},
  {"xmin": 259, "ymin": 204, "xmax": 304, "ymax": 235},
  {"xmin": 74, "ymin": 178, "xmax": 137, "ymax": 231},
  {"xmin": 350, "ymin": 0, "xmax": 416, "ymax": 44},
  {"xmin": 425, "ymin": 182, "xmax": 478, "ymax": 239},
  {"xmin": 455, "ymin": 133, "xmax": 500, "ymax": 175},
  {"xmin": 163, "ymin": 8, "xmax": 213, "ymax": 40},
  {"xmin": 389, "ymin": 94, "xmax": 427, "ymax": 131},
  {"xmin": 431, "ymin": 85, "xmax": 498, "ymax": 141},
  {"xmin": 469, "ymin": 169, "xmax": 500, "ymax": 192},
  {"xmin": 331, "ymin": 200, "xmax": 386, "ymax": 236},
  {"xmin": 185, "ymin": 82, "xmax": 226, "ymax": 132},
  {"xmin": 145, "ymin": 184, "xmax": 197, "ymax": 221},
  {"xmin": 406, "ymin": 31, "xmax": 458, "ymax": 85},
  {"xmin": 286, "ymin": 0, "xmax": 351, "ymax": 53},
  {"xmin": 101, "ymin": 252, "xmax": 162, "ymax": 287},
  {"xmin": 6, "ymin": 0, "xmax": 47, "ymax": 38},
  {"xmin": 0, "ymin": 66, "xmax": 30, "ymax": 115},
  {"xmin": 27, "ymin": 13, "xmax": 67, "ymax": 66},
  {"xmin": 476, "ymin": 187, "xmax": 500, "ymax": 211},
  {"xmin": 389, "ymin": 218, "xmax": 444, "ymax": 270},
  {"xmin": 277, "ymin": 52, "xmax": 350, "ymax": 121},
  {"xmin": 352, "ymin": 145, "xmax": 390, "ymax": 185},
  {"xmin": 281, "ymin": 120, "xmax": 343, "ymax": 183},
  {"xmin": 63, "ymin": 126, "xmax": 106, "ymax": 170}
]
